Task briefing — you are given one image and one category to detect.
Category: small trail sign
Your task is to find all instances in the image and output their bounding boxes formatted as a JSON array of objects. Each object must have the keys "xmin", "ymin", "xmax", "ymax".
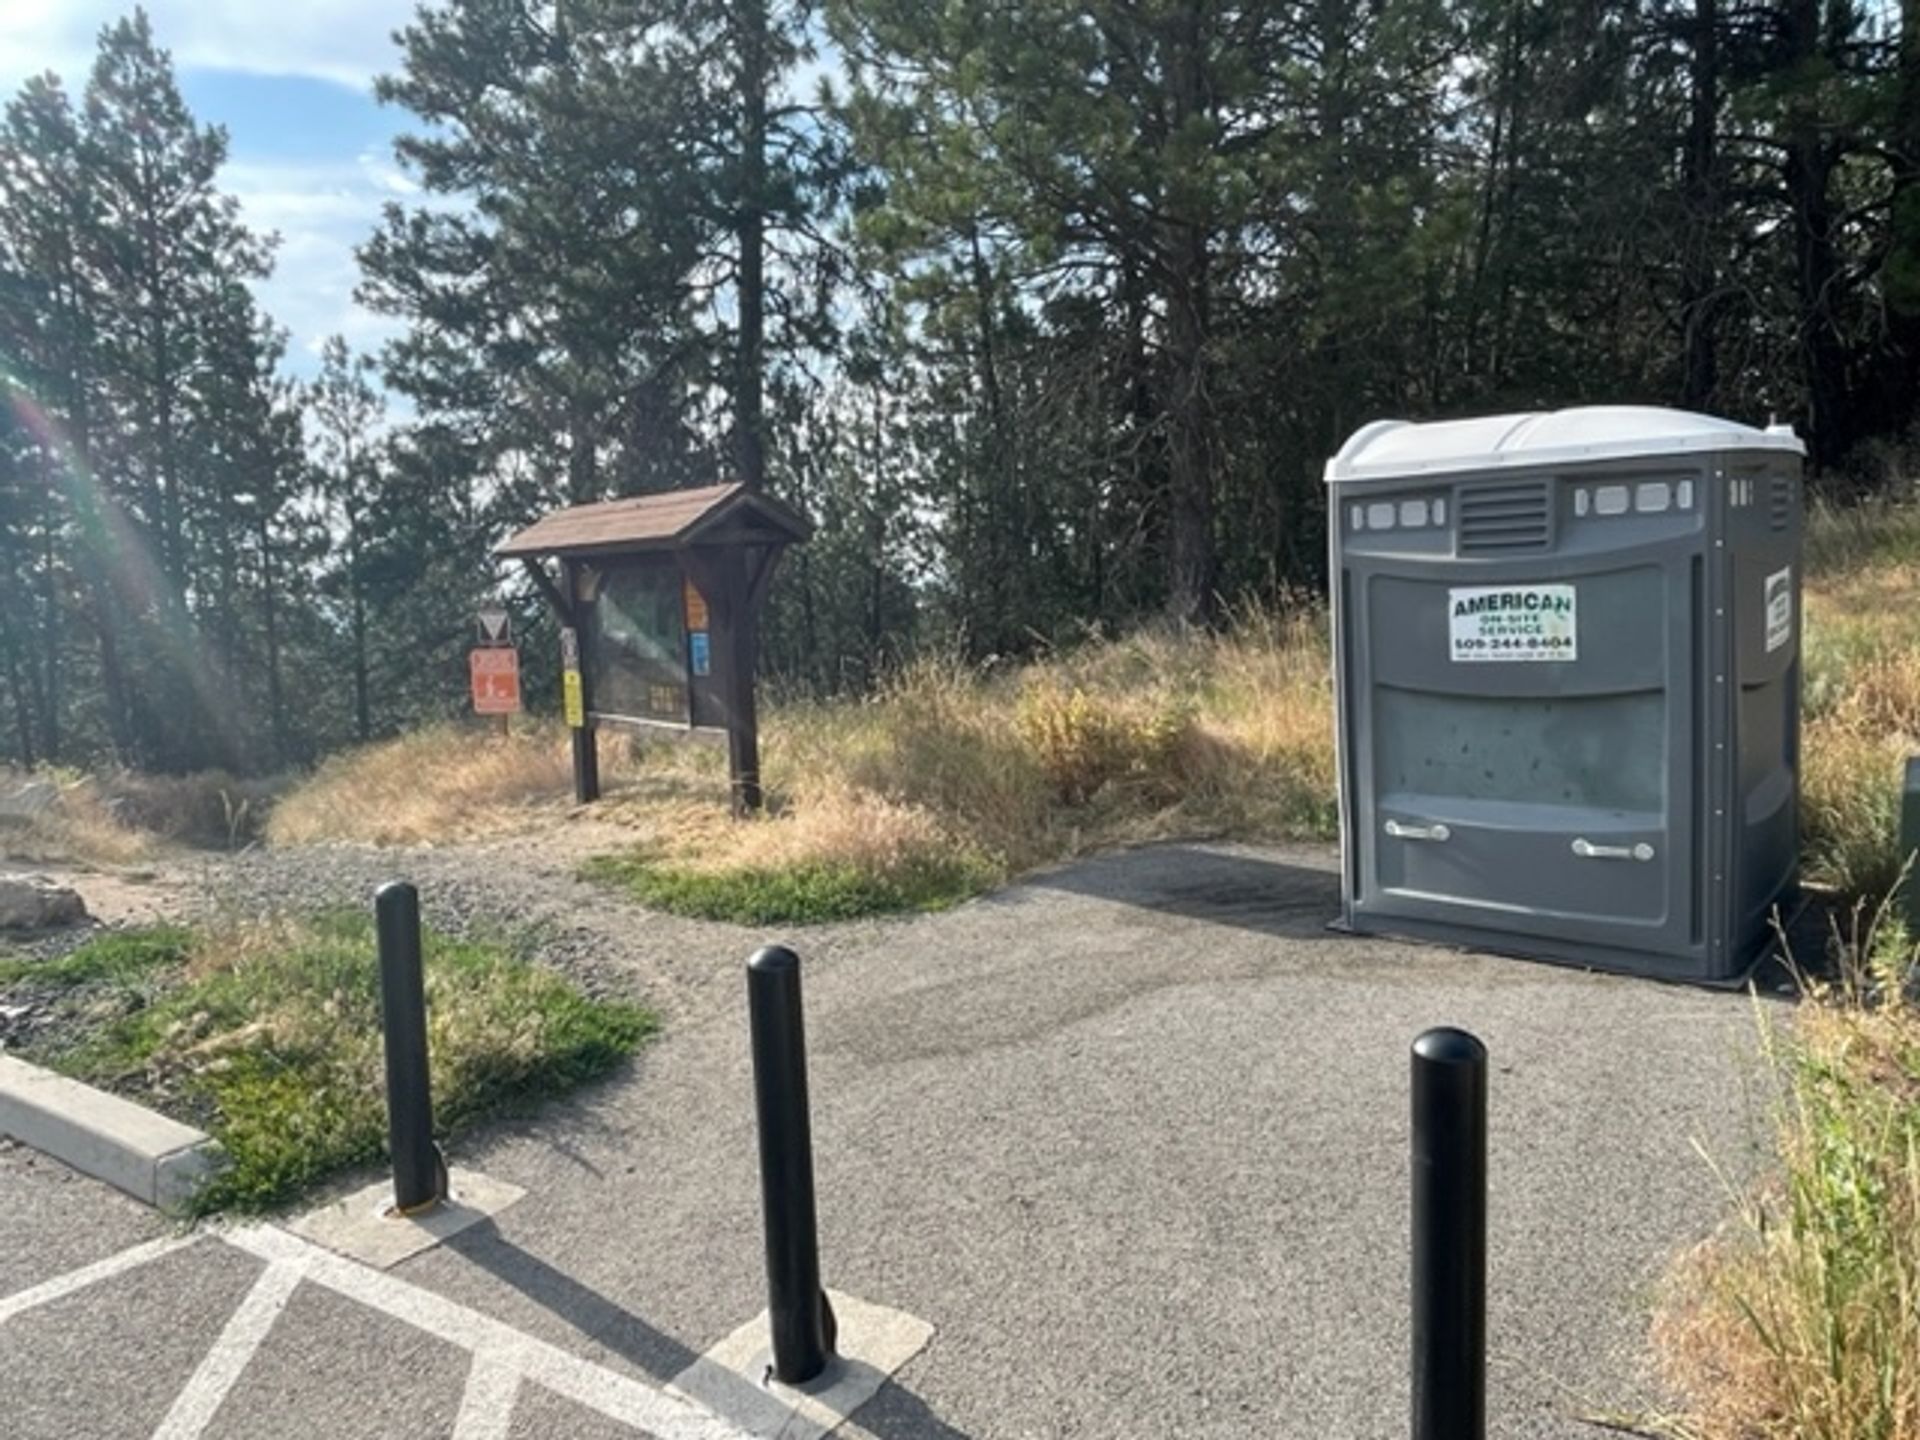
[
  {"xmin": 560, "ymin": 626, "xmax": 585, "ymax": 728},
  {"xmin": 470, "ymin": 647, "xmax": 521, "ymax": 714},
  {"xmin": 682, "ymin": 578, "xmax": 709, "ymax": 631},
  {"xmin": 477, "ymin": 608, "xmax": 512, "ymax": 646}
]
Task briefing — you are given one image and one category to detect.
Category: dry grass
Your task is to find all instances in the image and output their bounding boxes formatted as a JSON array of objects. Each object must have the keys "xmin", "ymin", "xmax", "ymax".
[
  {"xmin": 777, "ymin": 610, "xmax": 1336, "ymax": 862},
  {"xmin": 570, "ymin": 620, "xmax": 1333, "ymax": 921},
  {"xmin": 1, "ymin": 770, "xmax": 156, "ymax": 865},
  {"xmin": 702, "ymin": 779, "xmax": 979, "ymax": 880},
  {"xmin": 265, "ymin": 720, "xmax": 674, "ymax": 847},
  {"xmin": 1651, "ymin": 907, "xmax": 1920, "ymax": 1440},
  {"xmin": 1802, "ymin": 499, "xmax": 1920, "ymax": 897},
  {"xmin": 268, "ymin": 612, "xmax": 1339, "ymax": 899},
  {"xmin": 98, "ymin": 769, "xmax": 285, "ymax": 849},
  {"xmin": 2, "ymin": 766, "xmax": 289, "ymax": 864}
]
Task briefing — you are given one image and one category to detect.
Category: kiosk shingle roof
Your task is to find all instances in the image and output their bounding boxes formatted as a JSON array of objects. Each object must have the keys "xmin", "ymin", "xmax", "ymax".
[{"xmin": 495, "ymin": 482, "xmax": 811, "ymax": 559}]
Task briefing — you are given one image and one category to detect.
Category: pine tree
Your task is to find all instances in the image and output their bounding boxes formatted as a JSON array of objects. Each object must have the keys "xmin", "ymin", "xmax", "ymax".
[{"xmin": 309, "ymin": 337, "xmax": 384, "ymax": 743}]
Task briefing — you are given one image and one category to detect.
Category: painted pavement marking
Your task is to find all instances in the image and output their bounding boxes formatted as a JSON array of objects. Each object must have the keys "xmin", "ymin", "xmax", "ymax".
[
  {"xmin": 225, "ymin": 1224, "xmax": 755, "ymax": 1440},
  {"xmin": 452, "ymin": 1346, "xmax": 524, "ymax": 1440},
  {"xmin": 0, "ymin": 1233, "xmax": 200, "ymax": 1325},
  {"xmin": 0, "ymin": 1222, "xmax": 761, "ymax": 1440},
  {"xmin": 149, "ymin": 1258, "xmax": 307, "ymax": 1440}
]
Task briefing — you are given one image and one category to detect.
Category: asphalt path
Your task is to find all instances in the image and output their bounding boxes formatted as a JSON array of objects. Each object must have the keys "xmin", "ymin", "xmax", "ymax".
[{"xmin": 0, "ymin": 841, "xmax": 1777, "ymax": 1439}]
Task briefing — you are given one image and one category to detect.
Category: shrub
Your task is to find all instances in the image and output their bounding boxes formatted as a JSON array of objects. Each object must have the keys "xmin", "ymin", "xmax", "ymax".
[
  {"xmin": 1652, "ymin": 957, "xmax": 1920, "ymax": 1438},
  {"xmin": 1015, "ymin": 681, "xmax": 1190, "ymax": 805},
  {"xmin": 96, "ymin": 769, "xmax": 286, "ymax": 848}
]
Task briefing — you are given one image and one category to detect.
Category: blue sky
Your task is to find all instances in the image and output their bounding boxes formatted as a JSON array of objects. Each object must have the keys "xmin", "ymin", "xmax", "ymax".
[{"xmin": 1, "ymin": 1, "xmax": 423, "ymax": 378}]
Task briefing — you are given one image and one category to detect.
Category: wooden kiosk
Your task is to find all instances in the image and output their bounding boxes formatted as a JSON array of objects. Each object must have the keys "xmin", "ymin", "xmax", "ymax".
[{"xmin": 496, "ymin": 483, "xmax": 812, "ymax": 813}]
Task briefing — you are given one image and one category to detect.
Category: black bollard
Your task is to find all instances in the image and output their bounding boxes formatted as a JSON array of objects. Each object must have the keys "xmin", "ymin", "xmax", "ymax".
[
  {"xmin": 376, "ymin": 881, "xmax": 444, "ymax": 1215},
  {"xmin": 747, "ymin": 945, "xmax": 836, "ymax": 1384},
  {"xmin": 1411, "ymin": 1027, "xmax": 1487, "ymax": 1440}
]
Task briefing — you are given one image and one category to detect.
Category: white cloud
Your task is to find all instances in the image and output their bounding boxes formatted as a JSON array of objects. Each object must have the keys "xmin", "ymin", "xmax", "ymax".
[
  {"xmin": 222, "ymin": 153, "xmax": 408, "ymax": 376},
  {"xmin": 0, "ymin": 0, "xmax": 415, "ymax": 91}
]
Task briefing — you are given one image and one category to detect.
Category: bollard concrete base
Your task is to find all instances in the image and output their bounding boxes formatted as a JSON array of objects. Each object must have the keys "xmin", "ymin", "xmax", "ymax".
[
  {"xmin": 668, "ymin": 1289, "xmax": 933, "ymax": 1439},
  {"xmin": 288, "ymin": 1167, "xmax": 525, "ymax": 1269}
]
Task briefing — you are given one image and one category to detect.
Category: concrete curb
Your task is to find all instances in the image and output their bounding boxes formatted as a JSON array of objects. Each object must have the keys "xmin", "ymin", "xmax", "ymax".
[{"xmin": 0, "ymin": 1054, "xmax": 225, "ymax": 1213}]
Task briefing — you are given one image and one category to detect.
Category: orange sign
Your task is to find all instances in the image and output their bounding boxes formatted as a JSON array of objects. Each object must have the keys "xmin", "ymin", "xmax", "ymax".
[
  {"xmin": 683, "ymin": 576, "xmax": 709, "ymax": 631},
  {"xmin": 469, "ymin": 647, "xmax": 521, "ymax": 714}
]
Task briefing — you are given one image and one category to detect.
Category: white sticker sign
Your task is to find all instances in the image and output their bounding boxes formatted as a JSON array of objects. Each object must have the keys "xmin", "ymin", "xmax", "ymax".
[
  {"xmin": 1449, "ymin": 585, "xmax": 1577, "ymax": 663},
  {"xmin": 1765, "ymin": 566, "xmax": 1792, "ymax": 652}
]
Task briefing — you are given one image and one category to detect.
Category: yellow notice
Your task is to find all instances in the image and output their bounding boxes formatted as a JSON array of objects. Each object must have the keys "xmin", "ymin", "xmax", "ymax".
[
  {"xmin": 562, "ymin": 669, "xmax": 585, "ymax": 728},
  {"xmin": 683, "ymin": 577, "xmax": 709, "ymax": 631}
]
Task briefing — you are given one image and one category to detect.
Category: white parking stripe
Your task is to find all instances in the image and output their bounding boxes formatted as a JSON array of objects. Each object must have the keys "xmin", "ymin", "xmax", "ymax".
[
  {"xmin": 225, "ymin": 1225, "xmax": 754, "ymax": 1440},
  {"xmin": 150, "ymin": 1258, "xmax": 306, "ymax": 1440},
  {"xmin": 452, "ymin": 1347, "xmax": 522, "ymax": 1440},
  {"xmin": 0, "ymin": 1234, "xmax": 199, "ymax": 1325}
]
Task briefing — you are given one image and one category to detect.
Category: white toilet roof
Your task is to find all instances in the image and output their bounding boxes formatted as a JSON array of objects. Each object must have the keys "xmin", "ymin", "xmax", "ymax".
[{"xmin": 1325, "ymin": 406, "xmax": 1804, "ymax": 483}]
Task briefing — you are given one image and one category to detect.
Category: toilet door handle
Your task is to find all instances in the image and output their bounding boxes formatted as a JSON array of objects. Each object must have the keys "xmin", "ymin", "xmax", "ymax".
[
  {"xmin": 1385, "ymin": 819, "xmax": 1451, "ymax": 842},
  {"xmin": 1572, "ymin": 838, "xmax": 1656, "ymax": 862}
]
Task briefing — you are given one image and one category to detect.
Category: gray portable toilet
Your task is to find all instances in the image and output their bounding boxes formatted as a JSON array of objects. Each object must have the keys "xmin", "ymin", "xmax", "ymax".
[{"xmin": 1326, "ymin": 406, "xmax": 1804, "ymax": 982}]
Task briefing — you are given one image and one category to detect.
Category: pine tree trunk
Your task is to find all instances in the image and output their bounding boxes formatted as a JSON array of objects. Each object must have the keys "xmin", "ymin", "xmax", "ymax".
[
  {"xmin": 1679, "ymin": 0, "xmax": 1721, "ymax": 410},
  {"xmin": 868, "ymin": 391, "xmax": 885, "ymax": 675},
  {"xmin": 39, "ymin": 473, "xmax": 61, "ymax": 762},
  {"xmin": 1779, "ymin": 0, "xmax": 1853, "ymax": 462},
  {"xmin": 1163, "ymin": 228, "xmax": 1215, "ymax": 627},
  {"xmin": 0, "ymin": 606, "xmax": 35, "ymax": 767},
  {"xmin": 349, "ymin": 516, "xmax": 370, "ymax": 742},
  {"xmin": 258, "ymin": 512, "xmax": 285, "ymax": 765},
  {"xmin": 567, "ymin": 394, "xmax": 598, "ymax": 504},
  {"xmin": 92, "ymin": 586, "xmax": 132, "ymax": 761},
  {"xmin": 1785, "ymin": 131, "xmax": 1848, "ymax": 460},
  {"xmin": 1881, "ymin": 0, "xmax": 1920, "ymax": 437},
  {"xmin": 735, "ymin": 0, "xmax": 768, "ymax": 492},
  {"xmin": 967, "ymin": 228, "xmax": 1011, "ymax": 652},
  {"xmin": 1161, "ymin": 1, "xmax": 1216, "ymax": 627}
]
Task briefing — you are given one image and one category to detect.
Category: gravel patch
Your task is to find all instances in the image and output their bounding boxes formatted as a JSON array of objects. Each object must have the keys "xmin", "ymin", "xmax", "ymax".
[
  {"xmin": 2, "ymin": 817, "xmax": 938, "ymax": 1070},
  {"xmin": 8, "ymin": 830, "xmax": 882, "ymax": 1034},
  {"xmin": 0, "ymin": 920, "xmax": 147, "ymax": 1057}
]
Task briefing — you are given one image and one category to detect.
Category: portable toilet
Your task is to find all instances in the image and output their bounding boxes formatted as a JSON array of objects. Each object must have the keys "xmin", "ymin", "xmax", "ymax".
[{"xmin": 1326, "ymin": 406, "xmax": 1804, "ymax": 982}]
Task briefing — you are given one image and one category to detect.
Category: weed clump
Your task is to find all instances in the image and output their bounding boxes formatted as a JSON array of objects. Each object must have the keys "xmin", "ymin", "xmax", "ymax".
[
  {"xmin": 1651, "ymin": 907, "xmax": 1920, "ymax": 1439},
  {"xmin": 1015, "ymin": 682, "xmax": 1190, "ymax": 806},
  {"xmin": 1799, "ymin": 500, "xmax": 1920, "ymax": 898}
]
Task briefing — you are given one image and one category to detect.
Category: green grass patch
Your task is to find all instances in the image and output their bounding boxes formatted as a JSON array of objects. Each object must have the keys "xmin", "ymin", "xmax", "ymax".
[
  {"xmin": 1649, "ymin": 917, "xmax": 1920, "ymax": 1437},
  {"xmin": 0, "ymin": 925, "xmax": 193, "ymax": 986},
  {"xmin": 30, "ymin": 917, "xmax": 654, "ymax": 1213},
  {"xmin": 582, "ymin": 851, "xmax": 993, "ymax": 924}
]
